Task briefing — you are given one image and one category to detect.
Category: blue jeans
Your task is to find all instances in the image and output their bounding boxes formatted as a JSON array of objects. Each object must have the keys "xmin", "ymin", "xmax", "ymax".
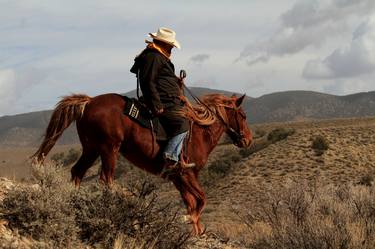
[{"xmin": 163, "ymin": 131, "xmax": 188, "ymax": 162}]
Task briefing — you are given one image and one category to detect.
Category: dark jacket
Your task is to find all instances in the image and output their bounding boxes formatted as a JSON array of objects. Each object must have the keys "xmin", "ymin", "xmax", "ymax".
[
  {"xmin": 131, "ymin": 49, "xmax": 182, "ymax": 110},
  {"xmin": 130, "ymin": 48, "xmax": 189, "ymax": 136}
]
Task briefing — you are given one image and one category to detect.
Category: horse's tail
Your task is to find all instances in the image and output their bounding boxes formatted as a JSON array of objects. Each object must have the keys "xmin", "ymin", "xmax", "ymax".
[{"xmin": 32, "ymin": 94, "xmax": 92, "ymax": 163}]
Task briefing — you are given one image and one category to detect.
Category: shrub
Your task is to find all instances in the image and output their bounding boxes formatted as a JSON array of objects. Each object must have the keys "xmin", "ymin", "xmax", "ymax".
[
  {"xmin": 311, "ymin": 135, "xmax": 329, "ymax": 155},
  {"xmin": 254, "ymin": 128, "xmax": 267, "ymax": 139},
  {"xmin": 238, "ymin": 180, "xmax": 375, "ymax": 249},
  {"xmin": 64, "ymin": 148, "xmax": 81, "ymax": 165},
  {"xmin": 51, "ymin": 152, "xmax": 65, "ymax": 165},
  {"xmin": 208, "ymin": 153, "xmax": 241, "ymax": 178},
  {"xmin": 358, "ymin": 173, "xmax": 374, "ymax": 186},
  {"xmin": 239, "ymin": 138, "xmax": 269, "ymax": 158},
  {"xmin": 267, "ymin": 128, "xmax": 295, "ymax": 143},
  {"xmin": 239, "ymin": 127, "xmax": 295, "ymax": 159},
  {"xmin": 51, "ymin": 148, "xmax": 81, "ymax": 166},
  {"xmin": 72, "ymin": 182, "xmax": 190, "ymax": 248},
  {"xmin": 1, "ymin": 163, "xmax": 78, "ymax": 248},
  {"xmin": 200, "ymin": 149, "xmax": 242, "ymax": 187},
  {"xmin": 1, "ymin": 162, "xmax": 191, "ymax": 249}
]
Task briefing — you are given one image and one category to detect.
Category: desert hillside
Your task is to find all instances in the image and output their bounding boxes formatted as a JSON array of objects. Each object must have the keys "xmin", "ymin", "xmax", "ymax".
[
  {"xmin": 1, "ymin": 117, "xmax": 375, "ymax": 248},
  {"xmin": 204, "ymin": 117, "xmax": 375, "ymax": 228}
]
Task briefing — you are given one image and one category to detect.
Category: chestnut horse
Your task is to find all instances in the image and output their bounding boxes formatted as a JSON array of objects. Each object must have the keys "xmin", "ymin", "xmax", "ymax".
[{"xmin": 33, "ymin": 93, "xmax": 252, "ymax": 235}]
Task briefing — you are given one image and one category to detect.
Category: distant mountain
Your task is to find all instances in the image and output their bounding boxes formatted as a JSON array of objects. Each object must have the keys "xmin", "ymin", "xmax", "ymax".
[
  {"xmin": 0, "ymin": 111, "xmax": 77, "ymax": 147},
  {"xmin": 0, "ymin": 89, "xmax": 375, "ymax": 147},
  {"xmin": 126, "ymin": 87, "xmax": 244, "ymax": 99},
  {"xmin": 243, "ymin": 90, "xmax": 375, "ymax": 123}
]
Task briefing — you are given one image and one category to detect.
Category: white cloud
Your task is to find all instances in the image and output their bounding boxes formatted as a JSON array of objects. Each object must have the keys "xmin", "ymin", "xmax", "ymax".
[
  {"xmin": 303, "ymin": 17, "xmax": 375, "ymax": 79},
  {"xmin": 0, "ymin": 68, "xmax": 45, "ymax": 115},
  {"xmin": 238, "ymin": 0, "xmax": 375, "ymax": 66},
  {"xmin": 0, "ymin": 69, "xmax": 17, "ymax": 112}
]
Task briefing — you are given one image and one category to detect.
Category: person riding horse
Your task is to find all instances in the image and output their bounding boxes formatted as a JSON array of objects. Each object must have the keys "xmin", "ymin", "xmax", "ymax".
[{"xmin": 130, "ymin": 27, "xmax": 195, "ymax": 171}]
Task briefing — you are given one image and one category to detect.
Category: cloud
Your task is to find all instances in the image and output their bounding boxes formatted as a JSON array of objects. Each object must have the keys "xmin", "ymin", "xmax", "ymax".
[
  {"xmin": 238, "ymin": 0, "xmax": 375, "ymax": 66},
  {"xmin": 0, "ymin": 69, "xmax": 16, "ymax": 108},
  {"xmin": 303, "ymin": 17, "xmax": 375, "ymax": 79},
  {"xmin": 189, "ymin": 54, "xmax": 210, "ymax": 64},
  {"xmin": 0, "ymin": 68, "xmax": 45, "ymax": 115}
]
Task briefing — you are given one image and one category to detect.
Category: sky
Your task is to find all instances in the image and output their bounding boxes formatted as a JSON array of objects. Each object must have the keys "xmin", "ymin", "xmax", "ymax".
[{"xmin": 1, "ymin": 0, "xmax": 375, "ymax": 116}]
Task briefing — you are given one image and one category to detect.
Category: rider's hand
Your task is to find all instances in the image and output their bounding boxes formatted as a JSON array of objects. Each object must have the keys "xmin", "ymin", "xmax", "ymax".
[{"xmin": 178, "ymin": 78, "xmax": 184, "ymax": 87}]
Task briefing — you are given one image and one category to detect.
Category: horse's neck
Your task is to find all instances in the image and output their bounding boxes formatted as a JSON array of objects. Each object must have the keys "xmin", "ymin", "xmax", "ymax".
[{"xmin": 190, "ymin": 121, "xmax": 226, "ymax": 164}]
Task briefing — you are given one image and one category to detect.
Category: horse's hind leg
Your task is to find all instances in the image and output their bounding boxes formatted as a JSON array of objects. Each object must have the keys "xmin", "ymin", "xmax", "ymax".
[
  {"xmin": 99, "ymin": 142, "xmax": 121, "ymax": 186},
  {"xmin": 71, "ymin": 148, "xmax": 99, "ymax": 187}
]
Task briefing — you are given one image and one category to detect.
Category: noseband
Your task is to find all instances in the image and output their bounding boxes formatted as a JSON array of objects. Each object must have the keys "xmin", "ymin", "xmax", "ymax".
[{"xmin": 220, "ymin": 107, "xmax": 246, "ymax": 146}]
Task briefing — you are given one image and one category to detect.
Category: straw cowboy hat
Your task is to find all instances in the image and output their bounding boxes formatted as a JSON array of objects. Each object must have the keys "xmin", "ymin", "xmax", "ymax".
[{"xmin": 149, "ymin": 27, "xmax": 181, "ymax": 49}]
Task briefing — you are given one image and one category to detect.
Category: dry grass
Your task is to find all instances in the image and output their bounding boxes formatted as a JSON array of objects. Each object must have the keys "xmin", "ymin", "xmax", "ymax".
[
  {"xmin": 0, "ymin": 162, "xmax": 191, "ymax": 249},
  {"xmin": 2, "ymin": 117, "xmax": 375, "ymax": 248},
  {"xmin": 235, "ymin": 180, "xmax": 375, "ymax": 249},
  {"xmin": 198, "ymin": 117, "xmax": 375, "ymax": 246}
]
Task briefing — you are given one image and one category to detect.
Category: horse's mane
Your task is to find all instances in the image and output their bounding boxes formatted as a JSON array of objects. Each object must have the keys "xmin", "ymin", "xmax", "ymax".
[{"xmin": 180, "ymin": 94, "xmax": 236, "ymax": 126}]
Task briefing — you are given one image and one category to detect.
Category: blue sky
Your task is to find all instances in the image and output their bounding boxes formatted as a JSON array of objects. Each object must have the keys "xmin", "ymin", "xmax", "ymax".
[{"xmin": 1, "ymin": 0, "xmax": 375, "ymax": 116}]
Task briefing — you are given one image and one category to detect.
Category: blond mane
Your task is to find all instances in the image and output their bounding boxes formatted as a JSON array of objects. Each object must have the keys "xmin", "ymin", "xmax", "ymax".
[{"xmin": 180, "ymin": 94, "xmax": 237, "ymax": 126}]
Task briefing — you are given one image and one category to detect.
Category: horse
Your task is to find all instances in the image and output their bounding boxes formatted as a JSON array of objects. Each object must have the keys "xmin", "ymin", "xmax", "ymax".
[{"xmin": 32, "ymin": 93, "xmax": 253, "ymax": 235}]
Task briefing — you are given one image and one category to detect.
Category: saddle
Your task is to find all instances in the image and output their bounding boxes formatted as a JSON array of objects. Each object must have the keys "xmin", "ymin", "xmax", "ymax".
[
  {"xmin": 122, "ymin": 95, "xmax": 193, "ymax": 167},
  {"xmin": 122, "ymin": 95, "xmax": 168, "ymax": 140}
]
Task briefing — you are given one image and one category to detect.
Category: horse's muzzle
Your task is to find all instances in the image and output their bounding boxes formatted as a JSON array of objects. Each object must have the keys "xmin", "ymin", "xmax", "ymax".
[{"xmin": 235, "ymin": 137, "xmax": 252, "ymax": 148}]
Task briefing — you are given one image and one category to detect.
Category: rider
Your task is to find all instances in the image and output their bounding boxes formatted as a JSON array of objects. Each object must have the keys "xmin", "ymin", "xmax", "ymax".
[{"xmin": 130, "ymin": 27, "xmax": 195, "ymax": 171}]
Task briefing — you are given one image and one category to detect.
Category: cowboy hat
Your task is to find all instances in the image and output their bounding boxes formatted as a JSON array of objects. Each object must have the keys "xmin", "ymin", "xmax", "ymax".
[{"xmin": 149, "ymin": 27, "xmax": 181, "ymax": 49}]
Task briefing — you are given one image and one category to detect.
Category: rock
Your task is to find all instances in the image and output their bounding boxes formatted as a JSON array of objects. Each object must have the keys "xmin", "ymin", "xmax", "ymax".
[{"xmin": 190, "ymin": 233, "xmax": 247, "ymax": 249}]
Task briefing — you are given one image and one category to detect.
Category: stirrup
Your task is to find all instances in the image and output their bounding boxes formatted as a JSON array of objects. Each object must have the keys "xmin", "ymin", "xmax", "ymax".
[
  {"xmin": 159, "ymin": 159, "xmax": 178, "ymax": 178},
  {"xmin": 179, "ymin": 161, "xmax": 196, "ymax": 169}
]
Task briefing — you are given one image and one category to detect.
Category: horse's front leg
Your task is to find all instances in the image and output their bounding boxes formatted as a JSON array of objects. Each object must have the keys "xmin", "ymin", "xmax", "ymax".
[{"xmin": 173, "ymin": 171, "xmax": 207, "ymax": 235}]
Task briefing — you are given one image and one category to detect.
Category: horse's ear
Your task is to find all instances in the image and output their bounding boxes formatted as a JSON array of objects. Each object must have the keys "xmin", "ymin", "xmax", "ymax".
[{"xmin": 235, "ymin": 94, "xmax": 246, "ymax": 107}]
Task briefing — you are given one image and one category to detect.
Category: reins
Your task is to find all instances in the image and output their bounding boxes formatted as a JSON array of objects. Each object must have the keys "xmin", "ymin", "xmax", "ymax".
[{"xmin": 179, "ymin": 70, "xmax": 244, "ymax": 144}]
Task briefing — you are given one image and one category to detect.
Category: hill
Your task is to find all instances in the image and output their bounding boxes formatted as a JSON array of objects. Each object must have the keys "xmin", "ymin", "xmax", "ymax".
[
  {"xmin": 1, "ymin": 89, "xmax": 375, "ymax": 147},
  {"xmin": 244, "ymin": 90, "xmax": 375, "ymax": 123},
  {"xmin": 2, "ymin": 116, "xmax": 375, "ymax": 248}
]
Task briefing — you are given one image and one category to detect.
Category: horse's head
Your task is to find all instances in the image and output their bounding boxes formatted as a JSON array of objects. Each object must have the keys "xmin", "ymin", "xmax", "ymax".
[
  {"xmin": 183, "ymin": 93, "xmax": 253, "ymax": 148},
  {"xmin": 224, "ymin": 94, "xmax": 253, "ymax": 148}
]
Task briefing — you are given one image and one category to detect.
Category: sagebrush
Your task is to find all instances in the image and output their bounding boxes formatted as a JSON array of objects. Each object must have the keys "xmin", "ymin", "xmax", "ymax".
[
  {"xmin": 237, "ymin": 180, "xmax": 375, "ymax": 249},
  {"xmin": 0, "ymin": 162, "xmax": 191, "ymax": 249}
]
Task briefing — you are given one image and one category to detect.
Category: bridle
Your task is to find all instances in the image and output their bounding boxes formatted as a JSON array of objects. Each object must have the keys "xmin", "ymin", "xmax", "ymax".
[
  {"xmin": 225, "ymin": 107, "xmax": 246, "ymax": 146},
  {"xmin": 180, "ymin": 70, "xmax": 246, "ymax": 146}
]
